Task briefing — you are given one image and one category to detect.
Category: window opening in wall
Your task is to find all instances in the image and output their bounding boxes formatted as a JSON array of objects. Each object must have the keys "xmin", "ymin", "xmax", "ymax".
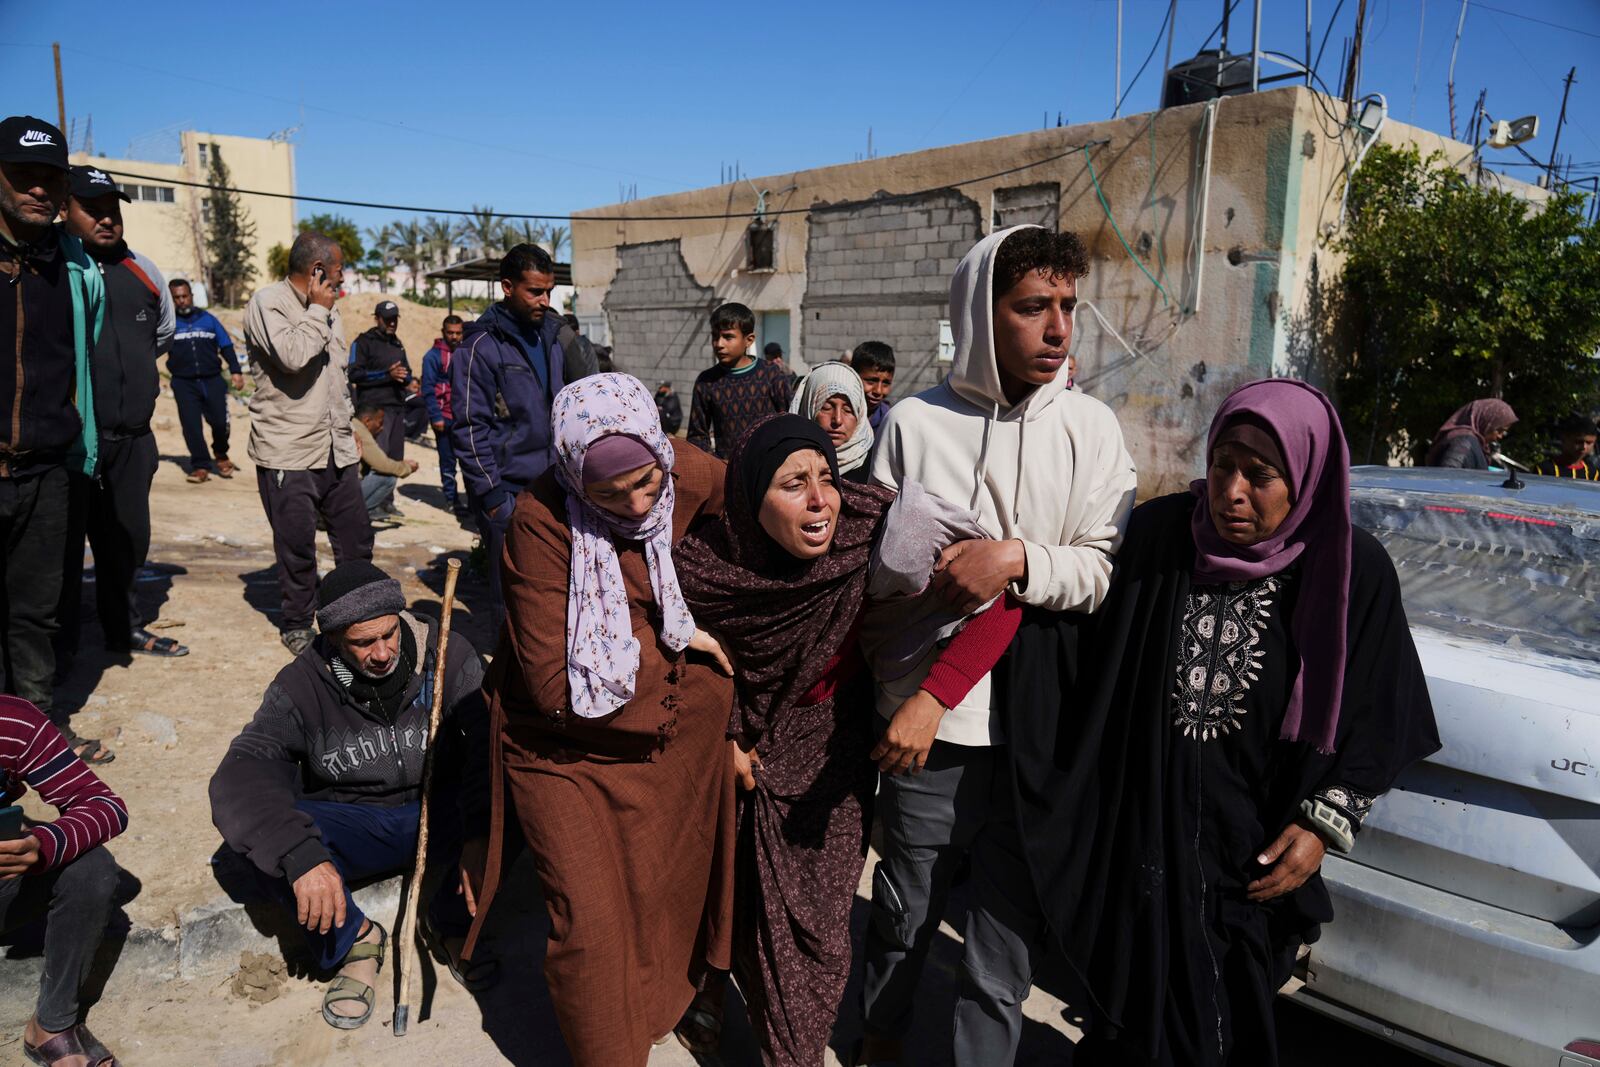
[
  {"xmin": 197, "ymin": 142, "xmax": 209, "ymax": 167},
  {"xmin": 938, "ymin": 320, "xmax": 955, "ymax": 363},
  {"xmin": 115, "ymin": 183, "xmax": 177, "ymax": 203},
  {"xmin": 759, "ymin": 311, "xmax": 791, "ymax": 360},
  {"xmin": 746, "ymin": 219, "xmax": 775, "ymax": 271}
]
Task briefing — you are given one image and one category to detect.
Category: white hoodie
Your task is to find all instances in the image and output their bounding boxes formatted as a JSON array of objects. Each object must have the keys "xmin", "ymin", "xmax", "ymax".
[{"xmin": 870, "ymin": 225, "xmax": 1138, "ymax": 746}]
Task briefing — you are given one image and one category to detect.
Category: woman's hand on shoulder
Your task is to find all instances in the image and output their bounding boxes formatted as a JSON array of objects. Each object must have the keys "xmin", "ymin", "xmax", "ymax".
[
  {"xmin": 1246, "ymin": 819, "xmax": 1327, "ymax": 901},
  {"xmin": 688, "ymin": 629, "xmax": 733, "ymax": 676},
  {"xmin": 871, "ymin": 689, "xmax": 946, "ymax": 776}
]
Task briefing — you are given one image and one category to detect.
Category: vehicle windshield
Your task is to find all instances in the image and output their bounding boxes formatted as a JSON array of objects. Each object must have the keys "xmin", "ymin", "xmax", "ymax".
[{"xmin": 1352, "ymin": 487, "xmax": 1600, "ymax": 664}]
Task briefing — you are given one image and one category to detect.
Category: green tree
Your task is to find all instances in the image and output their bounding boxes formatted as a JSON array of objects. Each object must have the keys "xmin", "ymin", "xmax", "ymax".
[
  {"xmin": 423, "ymin": 215, "xmax": 459, "ymax": 269},
  {"xmin": 393, "ymin": 219, "xmax": 429, "ymax": 297},
  {"xmin": 1331, "ymin": 144, "xmax": 1600, "ymax": 463},
  {"xmin": 203, "ymin": 146, "xmax": 257, "ymax": 306},
  {"xmin": 363, "ymin": 224, "xmax": 396, "ymax": 292},
  {"xmin": 465, "ymin": 205, "xmax": 501, "ymax": 259},
  {"xmin": 299, "ymin": 212, "xmax": 364, "ymax": 267},
  {"xmin": 544, "ymin": 223, "xmax": 570, "ymax": 261},
  {"xmin": 266, "ymin": 243, "xmax": 289, "ymax": 280}
]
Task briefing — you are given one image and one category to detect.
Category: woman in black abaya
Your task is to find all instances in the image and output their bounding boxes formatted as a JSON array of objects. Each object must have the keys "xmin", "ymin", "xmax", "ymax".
[{"xmin": 1006, "ymin": 379, "xmax": 1440, "ymax": 1066}]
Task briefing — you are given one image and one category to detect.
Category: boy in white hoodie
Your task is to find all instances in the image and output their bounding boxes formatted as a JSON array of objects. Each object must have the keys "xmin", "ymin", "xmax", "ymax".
[{"xmin": 860, "ymin": 226, "xmax": 1137, "ymax": 1066}]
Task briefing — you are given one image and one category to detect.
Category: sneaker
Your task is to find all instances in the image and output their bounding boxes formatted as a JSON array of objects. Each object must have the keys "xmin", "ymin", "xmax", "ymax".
[{"xmin": 281, "ymin": 628, "xmax": 315, "ymax": 655}]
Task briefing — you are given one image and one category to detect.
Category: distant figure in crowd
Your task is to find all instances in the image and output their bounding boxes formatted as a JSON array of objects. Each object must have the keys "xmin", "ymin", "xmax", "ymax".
[
  {"xmin": 593, "ymin": 344, "xmax": 615, "ymax": 373},
  {"xmin": 677, "ymin": 414, "xmax": 1021, "ymax": 1067},
  {"xmin": 789, "ymin": 361, "xmax": 874, "ymax": 482},
  {"xmin": 850, "ymin": 341, "xmax": 896, "ymax": 432},
  {"xmin": 765, "ymin": 342, "xmax": 799, "ymax": 391},
  {"xmin": 463, "ymin": 374, "xmax": 736, "ymax": 1067},
  {"xmin": 3, "ymin": 695, "xmax": 129, "ymax": 1067},
  {"xmin": 1426, "ymin": 398, "xmax": 1517, "ymax": 469},
  {"xmin": 1535, "ymin": 415, "xmax": 1599, "ymax": 480},
  {"xmin": 561, "ymin": 312, "xmax": 603, "ymax": 376},
  {"xmin": 451, "ymin": 243, "xmax": 596, "ymax": 636},
  {"xmin": 346, "ymin": 300, "xmax": 415, "ymax": 517},
  {"xmin": 1065, "ymin": 351, "xmax": 1079, "ymax": 390},
  {"xmin": 420, "ymin": 314, "xmax": 467, "ymax": 517},
  {"xmin": 655, "ymin": 380, "xmax": 683, "ymax": 434},
  {"xmin": 860, "ymin": 226, "xmax": 1137, "ymax": 1066},
  {"xmin": 0, "ymin": 116, "xmax": 106, "ymax": 763},
  {"xmin": 687, "ymin": 303, "xmax": 793, "ymax": 459},
  {"xmin": 353, "ymin": 405, "xmax": 418, "ymax": 523},
  {"xmin": 1058, "ymin": 381, "xmax": 1440, "ymax": 1066},
  {"xmin": 243, "ymin": 231, "xmax": 374, "ymax": 656},
  {"xmin": 59, "ymin": 165, "xmax": 188, "ymax": 679},
  {"xmin": 210, "ymin": 560, "xmax": 493, "ymax": 1031},
  {"xmin": 167, "ymin": 277, "xmax": 242, "ymax": 483}
]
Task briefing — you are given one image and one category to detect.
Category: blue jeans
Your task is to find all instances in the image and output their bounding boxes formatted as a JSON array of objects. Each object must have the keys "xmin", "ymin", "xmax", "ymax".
[
  {"xmin": 361, "ymin": 472, "xmax": 396, "ymax": 517},
  {"xmin": 171, "ymin": 375, "xmax": 231, "ymax": 470},
  {"xmin": 436, "ymin": 421, "xmax": 459, "ymax": 507},
  {"xmin": 259, "ymin": 799, "xmax": 470, "ymax": 972}
]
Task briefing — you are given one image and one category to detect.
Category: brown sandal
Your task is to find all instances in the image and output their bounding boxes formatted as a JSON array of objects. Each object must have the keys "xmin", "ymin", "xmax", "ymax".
[
  {"xmin": 23, "ymin": 1025, "xmax": 115, "ymax": 1066},
  {"xmin": 215, "ymin": 459, "xmax": 236, "ymax": 478},
  {"xmin": 186, "ymin": 468, "xmax": 209, "ymax": 484}
]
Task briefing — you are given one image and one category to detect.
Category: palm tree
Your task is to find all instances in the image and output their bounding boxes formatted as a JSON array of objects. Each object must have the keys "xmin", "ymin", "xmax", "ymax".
[
  {"xmin": 465, "ymin": 205, "xmax": 500, "ymax": 259},
  {"xmin": 393, "ymin": 219, "xmax": 429, "ymax": 297},
  {"xmin": 544, "ymin": 223, "xmax": 570, "ymax": 261},
  {"xmin": 422, "ymin": 215, "xmax": 459, "ymax": 270},
  {"xmin": 363, "ymin": 223, "xmax": 396, "ymax": 293},
  {"xmin": 498, "ymin": 220, "xmax": 546, "ymax": 254}
]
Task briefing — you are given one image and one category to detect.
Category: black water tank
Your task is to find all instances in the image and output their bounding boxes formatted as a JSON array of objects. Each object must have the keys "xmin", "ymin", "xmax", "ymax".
[{"xmin": 1162, "ymin": 50, "xmax": 1256, "ymax": 108}]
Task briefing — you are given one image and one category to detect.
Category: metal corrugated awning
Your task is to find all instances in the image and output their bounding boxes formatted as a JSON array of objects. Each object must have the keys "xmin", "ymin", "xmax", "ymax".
[{"xmin": 424, "ymin": 257, "xmax": 572, "ymax": 313}]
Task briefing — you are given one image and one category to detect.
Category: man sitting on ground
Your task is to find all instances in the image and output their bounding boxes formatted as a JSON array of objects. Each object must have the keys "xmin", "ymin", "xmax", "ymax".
[
  {"xmin": 3, "ymin": 695, "xmax": 129, "ymax": 1067},
  {"xmin": 352, "ymin": 405, "xmax": 418, "ymax": 525},
  {"xmin": 208, "ymin": 560, "xmax": 494, "ymax": 1030}
]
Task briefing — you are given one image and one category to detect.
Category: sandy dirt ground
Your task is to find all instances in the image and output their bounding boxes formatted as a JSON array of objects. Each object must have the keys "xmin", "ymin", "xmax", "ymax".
[{"xmin": 0, "ymin": 382, "xmax": 1428, "ymax": 1065}]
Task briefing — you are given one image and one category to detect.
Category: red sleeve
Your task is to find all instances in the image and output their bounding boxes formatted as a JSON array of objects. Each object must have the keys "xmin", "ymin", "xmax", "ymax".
[{"xmin": 920, "ymin": 594, "xmax": 1023, "ymax": 709}]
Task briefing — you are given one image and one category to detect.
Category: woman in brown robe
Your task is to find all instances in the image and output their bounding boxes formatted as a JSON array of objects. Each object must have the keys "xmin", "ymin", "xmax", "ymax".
[{"xmin": 463, "ymin": 373, "xmax": 738, "ymax": 1067}]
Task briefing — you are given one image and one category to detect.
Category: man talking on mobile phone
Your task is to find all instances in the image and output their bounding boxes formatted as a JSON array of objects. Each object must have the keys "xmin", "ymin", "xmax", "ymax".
[
  {"xmin": 2, "ymin": 695, "xmax": 129, "ymax": 1066},
  {"xmin": 243, "ymin": 232, "xmax": 374, "ymax": 656}
]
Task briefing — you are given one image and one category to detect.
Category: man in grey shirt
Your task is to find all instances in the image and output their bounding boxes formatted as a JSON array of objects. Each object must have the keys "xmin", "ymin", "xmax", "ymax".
[{"xmin": 243, "ymin": 231, "xmax": 374, "ymax": 655}]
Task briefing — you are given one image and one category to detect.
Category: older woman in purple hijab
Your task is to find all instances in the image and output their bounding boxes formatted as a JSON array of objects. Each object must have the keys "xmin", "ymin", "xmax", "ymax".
[{"xmin": 1009, "ymin": 379, "xmax": 1440, "ymax": 1066}]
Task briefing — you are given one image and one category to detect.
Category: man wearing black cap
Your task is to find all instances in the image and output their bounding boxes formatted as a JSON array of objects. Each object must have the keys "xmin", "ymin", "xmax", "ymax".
[
  {"xmin": 209, "ymin": 558, "xmax": 494, "ymax": 1029},
  {"xmin": 58, "ymin": 164, "xmax": 187, "ymax": 669},
  {"xmin": 0, "ymin": 115, "xmax": 107, "ymax": 759},
  {"xmin": 346, "ymin": 301, "xmax": 415, "ymax": 518}
]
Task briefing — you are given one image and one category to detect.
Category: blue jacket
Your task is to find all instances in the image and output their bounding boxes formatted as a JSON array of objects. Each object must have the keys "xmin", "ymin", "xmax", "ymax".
[
  {"xmin": 168, "ymin": 308, "xmax": 239, "ymax": 379},
  {"xmin": 449, "ymin": 302, "xmax": 570, "ymax": 512},
  {"xmin": 420, "ymin": 341, "xmax": 454, "ymax": 424}
]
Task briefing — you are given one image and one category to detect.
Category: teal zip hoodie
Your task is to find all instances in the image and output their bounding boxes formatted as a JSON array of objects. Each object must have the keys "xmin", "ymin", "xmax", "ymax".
[{"xmin": 58, "ymin": 225, "xmax": 104, "ymax": 477}]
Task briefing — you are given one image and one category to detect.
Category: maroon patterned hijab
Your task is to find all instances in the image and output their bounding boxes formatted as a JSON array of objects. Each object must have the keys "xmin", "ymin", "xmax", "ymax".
[{"xmin": 676, "ymin": 414, "xmax": 895, "ymax": 745}]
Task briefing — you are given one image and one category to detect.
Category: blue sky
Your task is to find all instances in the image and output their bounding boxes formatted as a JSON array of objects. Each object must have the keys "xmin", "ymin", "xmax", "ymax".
[{"xmin": 2, "ymin": 1, "xmax": 1596, "ymax": 238}]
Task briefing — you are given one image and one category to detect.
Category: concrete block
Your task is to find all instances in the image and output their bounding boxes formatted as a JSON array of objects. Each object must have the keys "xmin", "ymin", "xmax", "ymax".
[{"xmin": 915, "ymin": 258, "xmax": 941, "ymax": 276}]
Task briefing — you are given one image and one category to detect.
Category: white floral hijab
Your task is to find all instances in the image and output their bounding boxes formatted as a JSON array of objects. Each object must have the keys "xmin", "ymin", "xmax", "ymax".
[
  {"xmin": 789, "ymin": 361, "xmax": 875, "ymax": 473},
  {"xmin": 551, "ymin": 373, "xmax": 695, "ymax": 718}
]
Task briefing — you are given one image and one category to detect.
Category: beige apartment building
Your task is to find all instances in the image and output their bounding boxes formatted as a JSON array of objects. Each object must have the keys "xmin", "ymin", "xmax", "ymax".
[
  {"xmin": 69, "ymin": 130, "xmax": 295, "ymax": 304},
  {"xmin": 572, "ymin": 86, "xmax": 1528, "ymax": 495}
]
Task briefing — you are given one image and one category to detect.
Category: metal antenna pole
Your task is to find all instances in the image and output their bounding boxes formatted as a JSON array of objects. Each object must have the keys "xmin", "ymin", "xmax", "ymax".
[
  {"xmin": 1306, "ymin": 0, "xmax": 1314, "ymax": 86},
  {"xmin": 1547, "ymin": 67, "xmax": 1576, "ymax": 188},
  {"xmin": 1251, "ymin": 0, "xmax": 1263, "ymax": 93},
  {"xmin": 52, "ymin": 43, "xmax": 66, "ymax": 133},
  {"xmin": 1114, "ymin": 0, "xmax": 1124, "ymax": 117}
]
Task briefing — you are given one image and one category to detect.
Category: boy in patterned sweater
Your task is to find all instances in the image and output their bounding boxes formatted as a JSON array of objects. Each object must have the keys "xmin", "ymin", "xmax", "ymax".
[{"xmin": 686, "ymin": 302, "xmax": 793, "ymax": 458}]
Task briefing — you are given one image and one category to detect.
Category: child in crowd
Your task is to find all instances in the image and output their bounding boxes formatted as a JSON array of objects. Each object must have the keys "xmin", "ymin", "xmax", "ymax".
[
  {"xmin": 851, "ymin": 340, "xmax": 896, "ymax": 431},
  {"xmin": 1535, "ymin": 415, "xmax": 1599, "ymax": 479},
  {"xmin": 686, "ymin": 302, "xmax": 793, "ymax": 458}
]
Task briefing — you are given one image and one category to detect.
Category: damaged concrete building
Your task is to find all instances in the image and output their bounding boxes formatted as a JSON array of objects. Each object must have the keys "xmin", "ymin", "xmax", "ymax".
[{"xmin": 571, "ymin": 86, "xmax": 1481, "ymax": 494}]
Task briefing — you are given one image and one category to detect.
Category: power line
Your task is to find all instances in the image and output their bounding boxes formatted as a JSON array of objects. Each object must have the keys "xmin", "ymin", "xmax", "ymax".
[
  {"xmin": 97, "ymin": 139, "xmax": 1110, "ymax": 225},
  {"xmin": 1464, "ymin": 2, "xmax": 1600, "ymax": 41},
  {"xmin": 1113, "ymin": 0, "xmax": 1175, "ymax": 117}
]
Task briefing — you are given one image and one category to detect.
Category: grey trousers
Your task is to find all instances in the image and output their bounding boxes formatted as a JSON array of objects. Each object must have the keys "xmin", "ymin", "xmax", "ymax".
[
  {"xmin": 861, "ymin": 739, "xmax": 1047, "ymax": 1067},
  {"xmin": 0, "ymin": 846, "xmax": 118, "ymax": 1031},
  {"xmin": 360, "ymin": 471, "xmax": 397, "ymax": 516}
]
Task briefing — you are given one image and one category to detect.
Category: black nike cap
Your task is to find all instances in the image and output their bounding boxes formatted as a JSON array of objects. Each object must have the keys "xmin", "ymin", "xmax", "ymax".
[{"xmin": 0, "ymin": 116, "xmax": 68, "ymax": 170}]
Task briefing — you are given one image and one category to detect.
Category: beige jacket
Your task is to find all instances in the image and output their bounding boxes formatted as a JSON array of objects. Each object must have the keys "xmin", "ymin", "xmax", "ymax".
[
  {"xmin": 869, "ymin": 225, "xmax": 1138, "ymax": 746},
  {"xmin": 243, "ymin": 279, "xmax": 358, "ymax": 470},
  {"xmin": 352, "ymin": 419, "xmax": 412, "ymax": 478}
]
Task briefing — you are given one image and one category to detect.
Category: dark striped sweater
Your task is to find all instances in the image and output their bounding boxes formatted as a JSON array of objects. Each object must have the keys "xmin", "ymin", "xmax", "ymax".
[{"xmin": 0, "ymin": 696, "xmax": 128, "ymax": 871}]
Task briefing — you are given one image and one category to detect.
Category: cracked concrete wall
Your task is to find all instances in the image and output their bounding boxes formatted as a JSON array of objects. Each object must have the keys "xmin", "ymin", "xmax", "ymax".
[{"xmin": 600, "ymin": 240, "xmax": 717, "ymax": 389}]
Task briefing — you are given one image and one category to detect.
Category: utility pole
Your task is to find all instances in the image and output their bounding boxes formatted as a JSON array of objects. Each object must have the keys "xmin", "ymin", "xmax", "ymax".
[
  {"xmin": 1114, "ymin": 0, "xmax": 1124, "ymax": 117},
  {"xmin": 52, "ymin": 43, "xmax": 66, "ymax": 133},
  {"xmin": 1342, "ymin": 0, "xmax": 1368, "ymax": 109},
  {"xmin": 1547, "ymin": 67, "xmax": 1576, "ymax": 188}
]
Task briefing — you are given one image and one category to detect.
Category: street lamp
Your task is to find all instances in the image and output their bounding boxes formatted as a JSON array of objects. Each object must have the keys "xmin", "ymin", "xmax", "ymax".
[{"xmin": 1488, "ymin": 115, "xmax": 1540, "ymax": 149}]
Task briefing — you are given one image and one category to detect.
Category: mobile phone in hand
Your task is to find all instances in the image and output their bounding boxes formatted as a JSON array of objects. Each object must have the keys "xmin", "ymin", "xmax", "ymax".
[{"xmin": 0, "ymin": 805, "xmax": 25, "ymax": 840}]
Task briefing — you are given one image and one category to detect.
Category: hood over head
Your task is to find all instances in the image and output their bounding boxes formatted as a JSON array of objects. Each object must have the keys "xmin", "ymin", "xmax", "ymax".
[{"xmin": 945, "ymin": 224, "xmax": 1074, "ymax": 419}]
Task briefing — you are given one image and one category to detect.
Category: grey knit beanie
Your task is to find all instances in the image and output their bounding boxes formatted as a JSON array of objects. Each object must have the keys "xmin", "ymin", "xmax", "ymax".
[{"xmin": 316, "ymin": 560, "xmax": 406, "ymax": 632}]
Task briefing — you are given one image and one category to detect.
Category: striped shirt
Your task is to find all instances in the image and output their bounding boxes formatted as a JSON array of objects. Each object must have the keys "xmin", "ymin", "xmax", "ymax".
[{"xmin": 0, "ymin": 697, "xmax": 128, "ymax": 872}]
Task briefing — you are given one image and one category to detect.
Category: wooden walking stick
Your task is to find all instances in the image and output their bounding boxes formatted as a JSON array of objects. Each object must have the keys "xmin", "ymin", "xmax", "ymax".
[{"xmin": 393, "ymin": 558, "xmax": 461, "ymax": 1037}]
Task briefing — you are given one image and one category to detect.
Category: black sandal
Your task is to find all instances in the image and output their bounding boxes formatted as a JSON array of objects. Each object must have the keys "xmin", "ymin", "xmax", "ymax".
[
  {"xmin": 23, "ymin": 1025, "xmax": 115, "ymax": 1066},
  {"xmin": 674, "ymin": 994, "xmax": 723, "ymax": 1055},
  {"xmin": 129, "ymin": 628, "xmax": 188, "ymax": 657},
  {"xmin": 421, "ymin": 919, "xmax": 500, "ymax": 993},
  {"xmin": 60, "ymin": 726, "xmax": 115, "ymax": 766}
]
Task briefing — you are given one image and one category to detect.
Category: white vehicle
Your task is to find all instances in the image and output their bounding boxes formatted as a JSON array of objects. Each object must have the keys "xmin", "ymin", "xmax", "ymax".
[{"xmin": 1290, "ymin": 467, "xmax": 1600, "ymax": 1066}]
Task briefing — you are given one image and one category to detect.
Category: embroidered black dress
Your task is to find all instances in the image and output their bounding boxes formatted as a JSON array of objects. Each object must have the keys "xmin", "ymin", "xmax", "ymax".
[{"xmin": 1000, "ymin": 493, "xmax": 1440, "ymax": 1067}]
